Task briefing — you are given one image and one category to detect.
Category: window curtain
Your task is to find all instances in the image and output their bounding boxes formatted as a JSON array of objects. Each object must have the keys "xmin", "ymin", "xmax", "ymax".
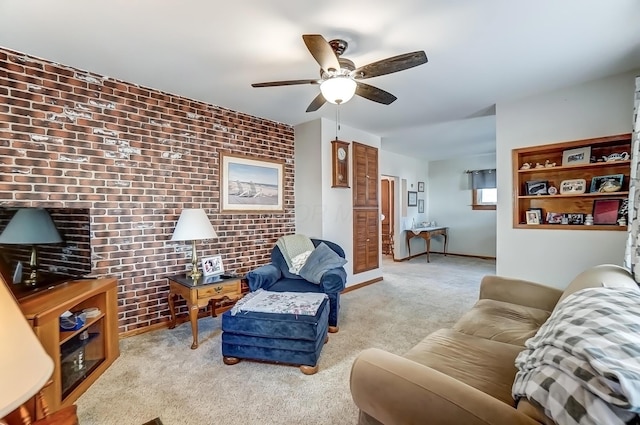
[
  {"xmin": 624, "ymin": 76, "xmax": 640, "ymax": 282},
  {"xmin": 470, "ymin": 169, "xmax": 497, "ymax": 189}
]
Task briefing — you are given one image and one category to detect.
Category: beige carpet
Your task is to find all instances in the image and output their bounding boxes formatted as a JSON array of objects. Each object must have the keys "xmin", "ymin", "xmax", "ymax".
[{"xmin": 76, "ymin": 255, "xmax": 496, "ymax": 425}]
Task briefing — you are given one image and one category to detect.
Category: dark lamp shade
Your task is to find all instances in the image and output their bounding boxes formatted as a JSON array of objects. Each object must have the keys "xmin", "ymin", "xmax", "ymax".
[{"xmin": 0, "ymin": 208, "xmax": 63, "ymax": 245}]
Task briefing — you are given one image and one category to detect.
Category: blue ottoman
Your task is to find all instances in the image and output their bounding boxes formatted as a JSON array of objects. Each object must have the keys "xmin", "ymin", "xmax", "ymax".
[{"xmin": 221, "ymin": 291, "xmax": 329, "ymax": 374}]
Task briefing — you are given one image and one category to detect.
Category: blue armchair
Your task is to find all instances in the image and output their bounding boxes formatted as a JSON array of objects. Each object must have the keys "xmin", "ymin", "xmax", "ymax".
[{"xmin": 246, "ymin": 238, "xmax": 347, "ymax": 332}]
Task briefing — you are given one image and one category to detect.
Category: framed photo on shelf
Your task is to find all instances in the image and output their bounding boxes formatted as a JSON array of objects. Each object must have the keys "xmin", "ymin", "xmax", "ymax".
[
  {"xmin": 418, "ymin": 199, "xmax": 424, "ymax": 213},
  {"xmin": 220, "ymin": 152, "xmax": 285, "ymax": 213},
  {"xmin": 592, "ymin": 199, "xmax": 622, "ymax": 225},
  {"xmin": 417, "ymin": 181, "xmax": 425, "ymax": 192},
  {"xmin": 408, "ymin": 191, "xmax": 418, "ymax": 207},
  {"xmin": 525, "ymin": 180, "xmax": 549, "ymax": 196},
  {"xmin": 202, "ymin": 255, "xmax": 224, "ymax": 276},
  {"xmin": 589, "ymin": 174, "xmax": 624, "ymax": 193},
  {"xmin": 526, "ymin": 210, "xmax": 541, "ymax": 225},
  {"xmin": 546, "ymin": 212, "xmax": 563, "ymax": 224},
  {"xmin": 562, "ymin": 146, "xmax": 591, "ymax": 166}
]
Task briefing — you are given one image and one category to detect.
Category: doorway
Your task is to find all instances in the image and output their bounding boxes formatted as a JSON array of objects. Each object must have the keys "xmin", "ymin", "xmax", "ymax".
[{"xmin": 381, "ymin": 175, "xmax": 396, "ymax": 258}]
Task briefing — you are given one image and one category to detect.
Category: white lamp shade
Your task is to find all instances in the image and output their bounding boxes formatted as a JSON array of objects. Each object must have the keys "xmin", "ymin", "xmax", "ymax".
[
  {"xmin": 320, "ymin": 76, "xmax": 357, "ymax": 105},
  {"xmin": 170, "ymin": 209, "xmax": 217, "ymax": 241},
  {"xmin": 0, "ymin": 278, "xmax": 54, "ymax": 418},
  {"xmin": 0, "ymin": 208, "xmax": 62, "ymax": 245}
]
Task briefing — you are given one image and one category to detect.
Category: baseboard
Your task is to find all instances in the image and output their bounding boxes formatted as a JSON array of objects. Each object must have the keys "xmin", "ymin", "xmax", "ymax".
[
  {"xmin": 393, "ymin": 251, "xmax": 496, "ymax": 261},
  {"xmin": 342, "ymin": 276, "xmax": 383, "ymax": 293}
]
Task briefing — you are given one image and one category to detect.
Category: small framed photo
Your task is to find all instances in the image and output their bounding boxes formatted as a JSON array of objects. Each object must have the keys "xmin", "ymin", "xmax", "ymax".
[
  {"xmin": 418, "ymin": 199, "xmax": 424, "ymax": 213},
  {"xmin": 568, "ymin": 213, "xmax": 585, "ymax": 225},
  {"xmin": 562, "ymin": 146, "xmax": 591, "ymax": 166},
  {"xmin": 546, "ymin": 212, "xmax": 563, "ymax": 224},
  {"xmin": 526, "ymin": 210, "xmax": 541, "ymax": 225},
  {"xmin": 525, "ymin": 180, "xmax": 548, "ymax": 196},
  {"xmin": 592, "ymin": 199, "xmax": 622, "ymax": 225},
  {"xmin": 589, "ymin": 174, "xmax": 623, "ymax": 193},
  {"xmin": 417, "ymin": 181, "xmax": 425, "ymax": 192},
  {"xmin": 202, "ymin": 255, "xmax": 224, "ymax": 276},
  {"xmin": 408, "ymin": 191, "xmax": 418, "ymax": 207}
]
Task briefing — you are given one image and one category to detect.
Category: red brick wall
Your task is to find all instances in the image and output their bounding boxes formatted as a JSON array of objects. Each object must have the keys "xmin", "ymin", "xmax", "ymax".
[{"xmin": 0, "ymin": 47, "xmax": 295, "ymax": 333}]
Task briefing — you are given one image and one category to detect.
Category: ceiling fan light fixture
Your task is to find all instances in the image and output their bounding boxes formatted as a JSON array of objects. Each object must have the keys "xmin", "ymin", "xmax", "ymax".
[{"xmin": 320, "ymin": 76, "xmax": 357, "ymax": 105}]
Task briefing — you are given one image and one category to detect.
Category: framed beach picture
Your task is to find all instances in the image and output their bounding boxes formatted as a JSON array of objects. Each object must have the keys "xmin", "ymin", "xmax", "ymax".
[
  {"xmin": 202, "ymin": 255, "xmax": 224, "ymax": 276},
  {"xmin": 220, "ymin": 152, "xmax": 285, "ymax": 213}
]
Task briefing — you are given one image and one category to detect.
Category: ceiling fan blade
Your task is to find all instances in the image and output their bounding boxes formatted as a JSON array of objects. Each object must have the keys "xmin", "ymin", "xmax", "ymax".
[
  {"xmin": 353, "ymin": 51, "xmax": 427, "ymax": 80},
  {"xmin": 252, "ymin": 79, "xmax": 319, "ymax": 88},
  {"xmin": 355, "ymin": 82, "xmax": 397, "ymax": 105},
  {"xmin": 302, "ymin": 34, "xmax": 340, "ymax": 73},
  {"xmin": 306, "ymin": 93, "xmax": 326, "ymax": 112}
]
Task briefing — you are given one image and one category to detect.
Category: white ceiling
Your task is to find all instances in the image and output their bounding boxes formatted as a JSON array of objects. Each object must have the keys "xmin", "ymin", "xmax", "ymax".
[{"xmin": 1, "ymin": 0, "xmax": 639, "ymax": 161}]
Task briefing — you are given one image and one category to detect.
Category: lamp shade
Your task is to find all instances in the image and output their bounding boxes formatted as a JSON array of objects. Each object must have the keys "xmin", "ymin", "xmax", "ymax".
[
  {"xmin": 0, "ymin": 208, "xmax": 62, "ymax": 245},
  {"xmin": 320, "ymin": 76, "xmax": 357, "ymax": 105},
  {"xmin": 0, "ymin": 276, "xmax": 54, "ymax": 418},
  {"xmin": 170, "ymin": 209, "xmax": 217, "ymax": 241}
]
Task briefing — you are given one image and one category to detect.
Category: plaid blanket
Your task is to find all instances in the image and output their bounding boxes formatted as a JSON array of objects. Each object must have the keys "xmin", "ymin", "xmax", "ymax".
[{"xmin": 512, "ymin": 287, "xmax": 640, "ymax": 425}]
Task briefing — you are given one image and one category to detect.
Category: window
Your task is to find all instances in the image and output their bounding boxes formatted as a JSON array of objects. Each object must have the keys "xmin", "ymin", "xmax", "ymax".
[{"xmin": 472, "ymin": 188, "xmax": 497, "ymax": 210}]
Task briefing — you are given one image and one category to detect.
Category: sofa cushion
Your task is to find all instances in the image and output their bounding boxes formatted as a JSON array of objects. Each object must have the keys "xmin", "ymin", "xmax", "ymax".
[
  {"xmin": 404, "ymin": 329, "xmax": 523, "ymax": 406},
  {"xmin": 453, "ymin": 299, "xmax": 551, "ymax": 346}
]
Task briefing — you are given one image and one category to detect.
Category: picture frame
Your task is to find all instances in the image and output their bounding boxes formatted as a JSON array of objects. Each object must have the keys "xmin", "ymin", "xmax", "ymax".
[
  {"xmin": 562, "ymin": 146, "xmax": 591, "ymax": 166},
  {"xmin": 526, "ymin": 210, "xmax": 541, "ymax": 225},
  {"xmin": 546, "ymin": 212, "xmax": 563, "ymax": 224},
  {"xmin": 525, "ymin": 180, "xmax": 548, "ymax": 196},
  {"xmin": 408, "ymin": 191, "xmax": 418, "ymax": 207},
  {"xmin": 568, "ymin": 213, "xmax": 585, "ymax": 225},
  {"xmin": 589, "ymin": 174, "xmax": 624, "ymax": 193},
  {"xmin": 418, "ymin": 199, "xmax": 424, "ymax": 213},
  {"xmin": 417, "ymin": 181, "xmax": 425, "ymax": 192},
  {"xmin": 202, "ymin": 255, "xmax": 224, "ymax": 276},
  {"xmin": 220, "ymin": 152, "xmax": 285, "ymax": 213},
  {"xmin": 592, "ymin": 199, "xmax": 622, "ymax": 225}
]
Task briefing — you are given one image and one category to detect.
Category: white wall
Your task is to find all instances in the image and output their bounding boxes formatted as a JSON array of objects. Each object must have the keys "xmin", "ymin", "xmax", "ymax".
[
  {"xmin": 428, "ymin": 153, "xmax": 497, "ymax": 257},
  {"xmin": 294, "ymin": 117, "xmax": 382, "ymax": 287},
  {"xmin": 496, "ymin": 69, "xmax": 638, "ymax": 288},
  {"xmin": 379, "ymin": 150, "xmax": 429, "ymax": 259}
]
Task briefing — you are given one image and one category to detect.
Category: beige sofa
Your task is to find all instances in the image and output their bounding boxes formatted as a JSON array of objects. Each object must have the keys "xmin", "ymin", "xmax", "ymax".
[{"xmin": 350, "ymin": 264, "xmax": 639, "ymax": 425}]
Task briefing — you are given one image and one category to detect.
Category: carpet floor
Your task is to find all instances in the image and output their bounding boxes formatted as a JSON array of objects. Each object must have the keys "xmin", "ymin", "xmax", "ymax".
[{"xmin": 76, "ymin": 255, "xmax": 496, "ymax": 425}]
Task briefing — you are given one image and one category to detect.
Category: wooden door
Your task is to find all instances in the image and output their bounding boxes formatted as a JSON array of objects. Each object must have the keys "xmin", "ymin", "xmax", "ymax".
[
  {"xmin": 353, "ymin": 209, "xmax": 380, "ymax": 274},
  {"xmin": 352, "ymin": 141, "xmax": 380, "ymax": 273},
  {"xmin": 381, "ymin": 178, "xmax": 394, "ymax": 256}
]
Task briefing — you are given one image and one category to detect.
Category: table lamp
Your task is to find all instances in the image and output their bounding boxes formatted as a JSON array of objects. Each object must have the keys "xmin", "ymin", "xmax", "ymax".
[
  {"xmin": 0, "ymin": 275, "xmax": 54, "ymax": 423},
  {"xmin": 170, "ymin": 209, "xmax": 217, "ymax": 281},
  {"xmin": 0, "ymin": 208, "xmax": 63, "ymax": 286}
]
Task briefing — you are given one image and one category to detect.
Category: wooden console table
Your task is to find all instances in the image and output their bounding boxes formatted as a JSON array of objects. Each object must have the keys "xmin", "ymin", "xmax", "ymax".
[
  {"xmin": 167, "ymin": 274, "xmax": 242, "ymax": 349},
  {"xmin": 405, "ymin": 227, "xmax": 449, "ymax": 262}
]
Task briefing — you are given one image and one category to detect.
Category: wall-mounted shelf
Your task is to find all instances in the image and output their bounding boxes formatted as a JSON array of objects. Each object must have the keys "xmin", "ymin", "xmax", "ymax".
[{"xmin": 512, "ymin": 133, "xmax": 631, "ymax": 231}]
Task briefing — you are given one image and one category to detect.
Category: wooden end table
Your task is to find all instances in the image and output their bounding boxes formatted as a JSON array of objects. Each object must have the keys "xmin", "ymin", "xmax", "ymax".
[{"xmin": 167, "ymin": 274, "xmax": 242, "ymax": 349}]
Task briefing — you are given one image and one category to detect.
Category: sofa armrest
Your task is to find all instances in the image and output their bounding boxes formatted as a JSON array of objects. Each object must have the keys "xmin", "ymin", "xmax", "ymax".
[
  {"xmin": 350, "ymin": 348, "xmax": 540, "ymax": 425},
  {"xmin": 246, "ymin": 264, "xmax": 282, "ymax": 291},
  {"xmin": 479, "ymin": 275, "xmax": 562, "ymax": 312},
  {"xmin": 319, "ymin": 267, "xmax": 347, "ymax": 293}
]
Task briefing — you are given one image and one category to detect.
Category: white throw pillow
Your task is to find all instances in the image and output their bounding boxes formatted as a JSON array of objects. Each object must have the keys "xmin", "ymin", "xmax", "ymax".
[{"xmin": 288, "ymin": 250, "xmax": 313, "ymax": 275}]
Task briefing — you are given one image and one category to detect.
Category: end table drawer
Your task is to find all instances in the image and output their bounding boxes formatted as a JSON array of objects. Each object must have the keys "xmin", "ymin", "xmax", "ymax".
[{"xmin": 197, "ymin": 281, "xmax": 240, "ymax": 298}]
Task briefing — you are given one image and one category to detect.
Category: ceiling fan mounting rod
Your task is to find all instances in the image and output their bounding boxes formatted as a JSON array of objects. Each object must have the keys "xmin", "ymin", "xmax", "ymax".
[{"xmin": 328, "ymin": 39, "xmax": 348, "ymax": 56}]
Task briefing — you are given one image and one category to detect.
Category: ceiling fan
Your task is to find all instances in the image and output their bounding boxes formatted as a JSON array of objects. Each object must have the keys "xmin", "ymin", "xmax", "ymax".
[{"xmin": 251, "ymin": 34, "xmax": 428, "ymax": 112}]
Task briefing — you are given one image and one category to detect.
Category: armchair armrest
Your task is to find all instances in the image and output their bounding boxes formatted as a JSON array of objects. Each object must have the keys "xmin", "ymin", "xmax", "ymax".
[
  {"xmin": 479, "ymin": 275, "xmax": 562, "ymax": 312},
  {"xmin": 350, "ymin": 348, "xmax": 540, "ymax": 425},
  {"xmin": 246, "ymin": 264, "xmax": 282, "ymax": 291},
  {"xmin": 319, "ymin": 267, "xmax": 346, "ymax": 293}
]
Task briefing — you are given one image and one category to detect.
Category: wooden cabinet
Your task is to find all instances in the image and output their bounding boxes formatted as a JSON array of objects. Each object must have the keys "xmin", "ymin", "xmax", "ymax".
[
  {"xmin": 353, "ymin": 142, "xmax": 379, "ymax": 208},
  {"xmin": 512, "ymin": 133, "xmax": 631, "ymax": 230},
  {"xmin": 19, "ymin": 278, "xmax": 119, "ymax": 418},
  {"xmin": 352, "ymin": 141, "xmax": 379, "ymax": 273}
]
